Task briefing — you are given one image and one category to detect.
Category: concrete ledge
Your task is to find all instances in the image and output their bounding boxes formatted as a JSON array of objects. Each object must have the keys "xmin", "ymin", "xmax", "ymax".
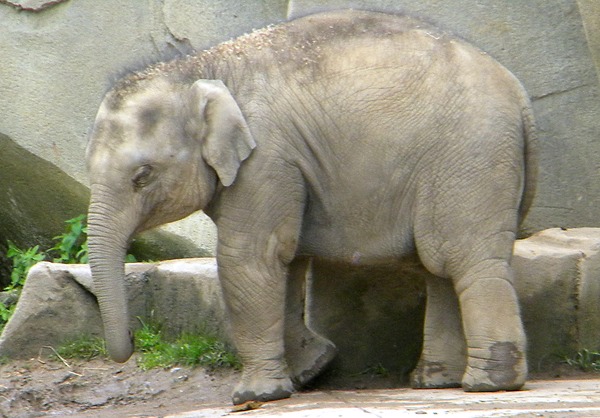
[
  {"xmin": 1, "ymin": 228, "xmax": 600, "ymax": 378},
  {"xmin": 514, "ymin": 228, "xmax": 600, "ymax": 368}
]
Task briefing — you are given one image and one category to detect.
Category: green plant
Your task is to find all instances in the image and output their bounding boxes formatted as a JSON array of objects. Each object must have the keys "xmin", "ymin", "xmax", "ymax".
[
  {"xmin": 564, "ymin": 349, "xmax": 600, "ymax": 372},
  {"xmin": 355, "ymin": 363, "xmax": 390, "ymax": 378},
  {"xmin": 2, "ymin": 216, "xmax": 88, "ymax": 329},
  {"xmin": 135, "ymin": 321, "xmax": 241, "ymax": 371},
  {"xmin": 0, "ymin": 303, "xmax": 15, "ymax": 323},
  {"xmin": 2, "ymin": 214, "xmax": 139, "ymax": 329},
  {"xmin": 0, "ymin": 241, "xmax": 39, "ymax": 328},
  {"xmin": 48, "ymin": 215, "xmax": 137, "ymax": 264},
  {"xmin": 6, "ymin": 241, "xmax": 46, "ymax": 290},
  {"xmin": 49, "ymin": 214, "xmax": 88, "ymax": 264}
]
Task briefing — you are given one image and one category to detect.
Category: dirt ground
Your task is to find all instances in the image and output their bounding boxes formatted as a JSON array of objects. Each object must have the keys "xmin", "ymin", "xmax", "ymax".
[
  {"xmin": 0, "ymin": 353, "xmax": 239, "ymax": 418},
  {"xmin": 0, "ymin": 352, "xmax": 595, "ymax": 418}
]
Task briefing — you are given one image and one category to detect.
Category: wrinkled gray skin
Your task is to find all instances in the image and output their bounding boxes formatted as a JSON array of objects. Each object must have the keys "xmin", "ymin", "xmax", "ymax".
[{"xmin": 86, "ymin": 10, "xmax": 537, "ymax": 405}]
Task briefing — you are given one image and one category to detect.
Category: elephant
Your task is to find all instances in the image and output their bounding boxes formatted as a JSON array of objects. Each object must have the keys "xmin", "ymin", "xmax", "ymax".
[{"xmin": 86, "ymin": 9, "xmax": 537, "ymax": 405}]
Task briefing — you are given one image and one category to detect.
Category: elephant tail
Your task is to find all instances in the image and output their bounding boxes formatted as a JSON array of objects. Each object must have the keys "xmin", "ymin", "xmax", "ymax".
[{"xmin": 518, "ymin": 95, "xmax": 538, "ymax": 229}]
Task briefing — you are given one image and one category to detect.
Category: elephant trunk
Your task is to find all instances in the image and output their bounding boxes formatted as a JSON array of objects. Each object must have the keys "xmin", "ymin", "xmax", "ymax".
[{"xmin": 87, "ymin": 187, "xmax": 136, "ymax": 363}]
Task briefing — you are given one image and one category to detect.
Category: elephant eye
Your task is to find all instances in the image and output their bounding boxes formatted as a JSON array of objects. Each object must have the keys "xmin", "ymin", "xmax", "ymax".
[{"xmin": 132, "ymin": 165, "xmax": 153, "ymax": 190}]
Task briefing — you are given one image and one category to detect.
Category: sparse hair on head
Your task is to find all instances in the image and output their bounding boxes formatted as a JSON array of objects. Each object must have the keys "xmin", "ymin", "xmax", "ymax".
[{"xmin": 102, "ymin": 45, "xmax": 197, "ymax": 109}]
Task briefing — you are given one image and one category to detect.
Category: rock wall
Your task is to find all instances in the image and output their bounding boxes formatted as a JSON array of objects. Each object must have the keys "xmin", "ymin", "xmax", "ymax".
[{"xmin": 1, "ymin": 1, "xmax": 599, "ymax": 277}]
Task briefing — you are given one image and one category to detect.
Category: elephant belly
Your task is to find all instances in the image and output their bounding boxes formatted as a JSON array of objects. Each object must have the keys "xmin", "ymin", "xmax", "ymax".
[
  {"xmin": 296, "ymin": 172, "xmax": 418, "ymax": 264},
  {"xmin": 298, "ymin": 218, "xmax": 415, "ymax": 265}
]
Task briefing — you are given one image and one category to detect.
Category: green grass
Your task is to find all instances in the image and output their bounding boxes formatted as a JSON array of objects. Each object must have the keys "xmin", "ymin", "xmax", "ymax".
[
  {"xmin": 564, "ymin": 349, "xmax": 600, "ymax": 372},
  {"xmin": 56, "ymin": 335, "xmax": 107, "ymax": 361},
  {"xmin": 135, "ymin": 322, "xmax": 241, "ymax": 371},
  {"xmin": 55, "ymin": 322, "xmax": 240, "ymax": 372}
]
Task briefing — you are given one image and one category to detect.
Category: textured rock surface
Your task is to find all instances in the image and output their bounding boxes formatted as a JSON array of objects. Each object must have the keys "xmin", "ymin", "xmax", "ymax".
[
  {"xmin": 514, "ymin": 228, "xmax": 600, "ymax": 368},
  {"xmin": 0, "ymin": 263, "xmax": 103, "ymax": 359},
  {"xmin": 3, "ymin": 229, "xmax": 600, "ymax": 379},
  {"xmin": 0, "ymin": 134, "xmax": 90, "ymax": 281},
  {"xmin": 142, "ymin": 258, "xmax": 229, "ymax": 339},
  {"xmin": 307, "ymin": 260, "xmax": 426, "ymax": 377},
  {"xmin": 0, "ymin": 259, "xmax": 229, "ymax": 359},
  {"xmin": 1, "ymin": 1, "xmax": 600, "ymax": 280},
  {"xmin": 577, "ymin": 0, "xmax": 600, "ymax": 82}
]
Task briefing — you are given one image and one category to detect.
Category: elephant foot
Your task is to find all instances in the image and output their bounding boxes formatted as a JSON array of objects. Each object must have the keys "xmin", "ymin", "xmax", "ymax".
[
  {"xmin": 410, "ymin": 360, "xmax": 463, "ymax": 389},
  {"xmin": 287, "ymin": 333, "xmax": 338, "ymax": 387},
  {"xmin": 461, "ymin": 342, "xmax": 527, "ymax": 392},
  {"xmin": 232, "ymin": 373, "xmax": 294, "ymax": 405}
]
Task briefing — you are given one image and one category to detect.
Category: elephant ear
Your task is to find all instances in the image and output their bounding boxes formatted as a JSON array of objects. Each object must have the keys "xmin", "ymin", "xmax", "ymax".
[{"xmin": 191, "ymin": 79, "xmax": 256, "ymax": 187}]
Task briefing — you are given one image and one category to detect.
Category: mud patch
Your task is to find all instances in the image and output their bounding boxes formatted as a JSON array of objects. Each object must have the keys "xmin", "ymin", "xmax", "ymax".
[
  {"xmin": 488, "ymin": 341, "xmax": 520, "ymax": 387},
  {"xmin": 0, "ymin": 350, "xmax": 591, "ymax": 417},
  {"xmin": 0, "ymin": 354, "xmax": 238, "ymax": 417}
]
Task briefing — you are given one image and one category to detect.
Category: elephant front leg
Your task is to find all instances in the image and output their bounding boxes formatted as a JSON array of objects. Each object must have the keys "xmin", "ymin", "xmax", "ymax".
[
  {"xmin": 219, "ymin": 259, "xmax": 294, "ymax": 405},
  {"xmin": 284, "ymin": 258, "xmax": 337, "ymax": 387},
  {"xmin": 411, "ymin": 274, "xmax": 466, "ymax": 388},
  {"xmin": 455, "ymin": 261, "xmax": 527, "ymax": 392}
]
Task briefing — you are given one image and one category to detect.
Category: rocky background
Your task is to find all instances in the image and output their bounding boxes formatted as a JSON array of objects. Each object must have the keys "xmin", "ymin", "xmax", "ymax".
[{"xmin": 1, "ymin": 0, "xmax": 599, "ymax": 285}]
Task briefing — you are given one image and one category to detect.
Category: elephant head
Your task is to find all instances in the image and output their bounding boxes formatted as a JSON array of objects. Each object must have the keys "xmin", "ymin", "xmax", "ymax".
[{"xmin": 86, "ymin": 76, "xmax": 255, "ymax": 362}]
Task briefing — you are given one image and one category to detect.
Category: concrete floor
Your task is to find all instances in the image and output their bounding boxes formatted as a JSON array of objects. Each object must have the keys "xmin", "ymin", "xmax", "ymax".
[{"xmin": 165, "ymin": 379, "xmax": 600, "ymax": 417}]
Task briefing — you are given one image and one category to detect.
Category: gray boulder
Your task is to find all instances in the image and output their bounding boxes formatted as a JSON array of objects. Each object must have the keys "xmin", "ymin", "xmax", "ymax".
[
  {"xmin": 0, "ymin": 263, "xmax": 103, "ymax": 359},
  {"xmin": 0, "ymin": 259, "xmax": 228, "ymax": 359}
]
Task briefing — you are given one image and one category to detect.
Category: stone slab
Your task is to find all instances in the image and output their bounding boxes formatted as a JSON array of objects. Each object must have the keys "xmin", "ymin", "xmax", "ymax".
[
  {"xmin": 514, "ymin": 228, "xmax": 600, "ymax": 362},
  {"xmin": 162, "ymin": 379, "xmax": 600, "ymax": 417},
  {"xmin": 0, "ymin": 258, "xmax": 231, "ymax": 358},
  {"xmin": 145, "ymin": 258, "xmax": 229, "ymax": 338}
]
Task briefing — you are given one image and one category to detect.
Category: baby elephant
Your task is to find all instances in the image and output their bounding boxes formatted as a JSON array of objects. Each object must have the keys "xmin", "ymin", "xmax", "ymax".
[{"xmin": 86, "ymin": 10, "xmax": 536, "ymax": 404}]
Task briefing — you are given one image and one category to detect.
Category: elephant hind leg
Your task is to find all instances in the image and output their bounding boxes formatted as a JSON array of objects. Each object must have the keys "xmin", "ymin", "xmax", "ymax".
[
  {"xmin": 456, "ymin": 264, "xmax": 527, "ymax": 392},
  {"xmin": 414, "ymin": 142, "xmax": 528, "ymax": 391},
  {"xmin": 411, "ymin": 274, "xmax": 466, "ymax": 389},
  {"xmin": 419, "ymin": 238, "xmax": 527, "ymax": 391},
  {"xmin": 285, "ymin": 258, "xmax": 337, "ymax": 387},
  {"xmin": 417, "ymin": 257, "xmax": 527, "ymax": 392}
]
